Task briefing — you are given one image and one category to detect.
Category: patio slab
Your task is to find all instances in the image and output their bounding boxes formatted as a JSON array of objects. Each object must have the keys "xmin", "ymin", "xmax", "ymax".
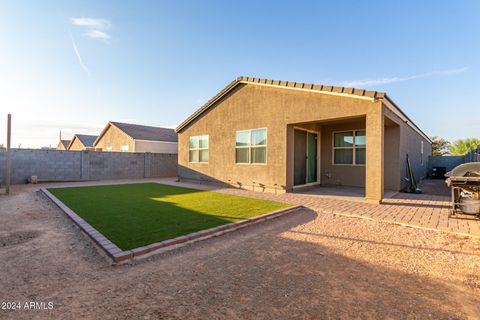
[
  {"xmin": 8, "ymin": 177, "xmax": 480, "ymax": 238},
  {"xmin": 293, "ymin": 184, "xmax": 398, "ymax": 201},
  {"xmin": 165, "ymin": 179, "xmax": 478, "ymax": 238}
]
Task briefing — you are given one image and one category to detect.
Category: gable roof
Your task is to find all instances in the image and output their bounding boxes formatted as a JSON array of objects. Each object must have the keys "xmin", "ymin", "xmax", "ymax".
[
  {"xmin": 70, "ymin": 134, "xmax": 98, "ymax": 148},
  {"xmin": 175, "ymin": 76, "xmax": 431, "ymax": 143},
  {"xmin": 94, "ymin": 121, "xmax": 178, "ymax": 146},
  {"xmin": 59, "ymin": 140, "xmax": 70, "ymax": 149},
  {"xmin": 66, "ymin": 134, "xmax": 97, "ymax": 150}
]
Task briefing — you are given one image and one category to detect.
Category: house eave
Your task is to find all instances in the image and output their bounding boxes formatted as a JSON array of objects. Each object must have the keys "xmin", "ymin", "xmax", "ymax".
[
  {"xmin": 379, "ymin": 95, "xmax": 432, "ymax": 144},
  {"xmin": 176, "ymin": 77, "xmax": 431, "ymax": 145}
]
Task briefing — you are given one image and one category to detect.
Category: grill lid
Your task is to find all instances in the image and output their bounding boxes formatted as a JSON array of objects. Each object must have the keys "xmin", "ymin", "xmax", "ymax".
[{"xmin": 445, "ymin": 162, "xmax": 480, "ymax": 178}]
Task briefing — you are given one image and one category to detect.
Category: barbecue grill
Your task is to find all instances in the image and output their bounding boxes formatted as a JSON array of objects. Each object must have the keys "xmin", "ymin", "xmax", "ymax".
[{"xmin": 445, "ymin": 162, "xmax": 480, "ymax": 218}]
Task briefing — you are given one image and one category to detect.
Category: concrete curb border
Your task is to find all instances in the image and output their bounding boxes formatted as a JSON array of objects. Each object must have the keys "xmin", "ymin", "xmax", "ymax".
[{"xmin": 41, "ymin": 187, "xmax": 302, "ymax": 263}]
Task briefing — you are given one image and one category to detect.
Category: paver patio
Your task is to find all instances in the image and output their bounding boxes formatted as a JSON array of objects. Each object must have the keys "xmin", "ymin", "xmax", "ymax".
[
  {"xmin": 18, "ymin": 177, "xmax": 480, "ymax": 238},
  {"xmin": 157, "ymin": 178, "xmax": 480, "ymax": 238}
]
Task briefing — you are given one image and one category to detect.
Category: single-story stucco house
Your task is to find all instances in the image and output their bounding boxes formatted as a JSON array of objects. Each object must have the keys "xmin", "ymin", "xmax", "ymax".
[
  {"xmin": 175, "ymin": 76, "xmax": 432, "ymax": 203},
  {"xmin": 67, "ymin": 134, "xmax": 99, "ymax": 151},
  {"xmin": 93, "ymin": 121, "xmax": 178, "ymax": 153},
  {"xmin": 56, "ymin": 140, "xmax": 71, "ymax": 150}
]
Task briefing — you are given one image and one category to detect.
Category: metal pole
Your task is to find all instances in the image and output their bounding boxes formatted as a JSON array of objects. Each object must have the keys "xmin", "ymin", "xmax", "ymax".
[{"xmin": 5, "ymin": 114, "xmax": 11, "ymax": 194}]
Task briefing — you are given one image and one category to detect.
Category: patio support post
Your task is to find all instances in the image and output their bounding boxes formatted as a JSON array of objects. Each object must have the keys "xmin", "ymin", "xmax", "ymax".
[{"xmin": 365, "ymin": 107, "xmax": 384, "ymax": 204}]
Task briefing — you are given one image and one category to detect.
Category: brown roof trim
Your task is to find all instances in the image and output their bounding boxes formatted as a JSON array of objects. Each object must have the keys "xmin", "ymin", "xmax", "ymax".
[
  {"xmin": 93, "ymin": 121, "xmax": 139, "ymax": 147},
  {"xmin": 67, "ymin": 134, "xmax": 98, "ymax": 150},
  {"xmin": 175, "ymin": 79, "xmax": 240, "ymax": 133},
  {"xmin": 380, "ymin": 95, "xmax": 432, "ymax": 144},
  {"xmin": 93, "ymin": 122, "xmax": 116, "ymax": 147},
  {"xmin": 175, "ymin": 77, "xmax": 430, "ymax": 144},
  {"xmin": 59, "ymin": 139, "xmax": 70, "ymax": 149},
  {"xmin": 66, "ymin": 136, "xmax": 79, "ymax": 150},
  {"xmin": 93, "ymin": 121, "xmax": 177, "ymax": 147},
  {"xmin": 175, "ymin": 76, "xmax": 386, "ymax": 133}
]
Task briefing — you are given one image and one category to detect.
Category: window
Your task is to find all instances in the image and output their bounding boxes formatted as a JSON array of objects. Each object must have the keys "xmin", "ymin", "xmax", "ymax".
[
  {"xmin": 333, "ymin": 130, "xmax": 365, "ymax": 165},
  {"xmin": 121, "ymin": 145, "xmax": 129, "ymax": 152},
  {"xmin": 105, "ymin": 147, "xmax": 112, "ymax": 152},
  {"xmin": 235, "ymin": 128, "xmax": 267, "ymax": 164},
  {"xmin": 189, "ymin": 135, "xmax": 209, "ymax": 163}
]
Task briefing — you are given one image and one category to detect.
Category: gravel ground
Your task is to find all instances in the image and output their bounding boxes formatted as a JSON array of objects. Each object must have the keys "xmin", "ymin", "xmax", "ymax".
[{"xmin": 0, "ymin": 185, "xmax": 479, "ymax": 319}]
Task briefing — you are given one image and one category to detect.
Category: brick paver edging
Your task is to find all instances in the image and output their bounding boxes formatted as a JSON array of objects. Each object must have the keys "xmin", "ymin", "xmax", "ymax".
[{"xmin": 40, "ymin": 187, "xmax": 302, "ymax": 263}]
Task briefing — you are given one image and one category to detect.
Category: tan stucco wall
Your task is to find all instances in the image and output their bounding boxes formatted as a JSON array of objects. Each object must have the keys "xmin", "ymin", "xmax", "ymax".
[
  {"xmin": 56, "ymin": 142, "xmax": 67, "ymax": 150},
  {"xmin": 67, "ymin": 137, "xmax": 85, "ymax": 151},
  {"xmin": 134, "ymin": 140, "xmax": 178, "ymax": 153},
  {"xmin": 178, "ymin": 84, "xmax": 384, "ymax": 197},
  {"xmin": 382, "ymin": 105, "xmax": 432, "ymax": 191},
  {"xmin": 319, "ymin": 119, "xmax": 366, "ymax": 187},
  {"xmin": 399, "ymin": 121, "xmax": 432, "ymax": 190},
  {"xmin": 384, "ymin": 124, "xmax": 401, "ymax": 190},
  {"xmin": 94, "ymin": 125, "xmax": 135, "ymax": 152}
]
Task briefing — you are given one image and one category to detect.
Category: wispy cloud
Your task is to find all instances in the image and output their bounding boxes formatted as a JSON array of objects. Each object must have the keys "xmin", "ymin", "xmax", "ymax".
[
  {"xmin": 70, "ymin": 34, "xmax": 90, "ymax": 76},
  {"xmin": 337, "ymin": 67, "xmax": 469, "ymax": 87},
  {"xmin": 70, "ymin": 17, "xmax": 111, "ymax": 29},
  {"xmin": 83, "ymin": 29, "xmax": 110, "ymax": 41},
  {"xmin": 70, "ymin": 17, "xmax": 112, "ymax": 41}
]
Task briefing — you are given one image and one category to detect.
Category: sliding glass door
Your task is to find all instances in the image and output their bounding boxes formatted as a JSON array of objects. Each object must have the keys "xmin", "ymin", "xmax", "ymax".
[{"xmin": 294, "ymin": 129, "xmax": 318, "ymax": 186}]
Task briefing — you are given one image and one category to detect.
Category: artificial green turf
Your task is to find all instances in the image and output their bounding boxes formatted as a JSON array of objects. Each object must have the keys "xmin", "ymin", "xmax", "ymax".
[{"xmin": 48, "ymin": 183, "xmax": 290, "ymax": 250}]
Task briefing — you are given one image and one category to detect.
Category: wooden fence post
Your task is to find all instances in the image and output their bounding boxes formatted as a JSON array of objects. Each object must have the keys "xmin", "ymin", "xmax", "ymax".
[{"xmin": 5, "ymin": 114, "xmax": 11, "ymax": 194}]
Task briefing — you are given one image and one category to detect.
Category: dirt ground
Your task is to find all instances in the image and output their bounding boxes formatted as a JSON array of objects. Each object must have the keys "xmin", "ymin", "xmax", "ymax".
[{"xmin": 0, "ymin": 185, "xmax": 479, "ymax": 319}]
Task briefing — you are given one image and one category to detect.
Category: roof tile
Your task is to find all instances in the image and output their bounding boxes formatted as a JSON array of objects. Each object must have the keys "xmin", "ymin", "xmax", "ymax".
[
  {"xmin": 332, "ymin": 87, "xmax": 343, "ymax": 93},
  {"xmin": 110, "ymin": 122, "xmax": 177, "ymax": 142},
  {"xmin": 75, "ymin": 134, "xmax": 97, "ymax": 147},
  {"xmin": 176, "ymin": 76, "xmax": 387, "ymax": 133}
]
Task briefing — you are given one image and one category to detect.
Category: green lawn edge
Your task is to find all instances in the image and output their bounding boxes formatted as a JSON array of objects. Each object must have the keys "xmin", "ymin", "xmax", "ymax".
[{"xmin": 48, "ymin": 183, "xmax": 290, "ymax": 250}]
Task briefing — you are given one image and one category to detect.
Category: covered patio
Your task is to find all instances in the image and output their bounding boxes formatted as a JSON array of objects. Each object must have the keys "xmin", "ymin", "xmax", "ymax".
[
  {"xmin": 293, "ymin": 184, "xmax": 398, "ymax": 201},
  {"xmin": 286, "ymin": 111, "xmax": 403, "ymax": 203}
]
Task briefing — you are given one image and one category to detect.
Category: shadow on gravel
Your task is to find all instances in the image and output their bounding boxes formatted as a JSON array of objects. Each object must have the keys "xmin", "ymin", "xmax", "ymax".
[
  {"xmin": 115, "ymin": 208, "xmax": 479, "ymax": 319},
  {"xmin": 1, "ymin": 196, "xmax": 478, "ymax": 319},
  {"xmin": 287, "ymin": 230, "xmax": 480, "ymax": 256}
]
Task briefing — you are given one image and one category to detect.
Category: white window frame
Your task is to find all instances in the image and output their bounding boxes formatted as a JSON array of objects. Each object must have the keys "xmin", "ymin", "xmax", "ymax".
[
  {"xmin": 235, "ymin": 128, "xmax": 267, "ymax": 165},
  {"xmin": 332, "ymin": 130, "xmax": 366, "ymax": 166},
  {"xmin": 189, "ymin": 135, "xmax": 209, "ymax": 163},
  {"xmin": 121, "ymin": 145, "xmax": 129, "ymax": 152}
]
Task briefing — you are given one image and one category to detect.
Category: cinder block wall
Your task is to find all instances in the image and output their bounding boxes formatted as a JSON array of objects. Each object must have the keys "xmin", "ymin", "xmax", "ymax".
[
  {"xmin": 428, "ymin": 147, "xmax": 480, "ymax": 176},
  {"xmin": 428, "ymin": 156, "xmax": 465, "ymax": 175},
  {"xmin": 0, "ymin": 149, "xmax": 177, "ymax": 185}
]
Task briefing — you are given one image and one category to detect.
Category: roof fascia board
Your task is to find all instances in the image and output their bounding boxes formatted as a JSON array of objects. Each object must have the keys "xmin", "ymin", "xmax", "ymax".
[
  {"xmin": 93, "ymin": 122, "xmax": 136, "ymax": 147},
  {"xmin": 66, "ymin": 135, "xmax": 84, "ymax": 150},
  {"xmin": 239, "ymin": 80, "xmax": 376, "ymax": 102},
  {"xmin": 109, "ymin": 122, "xmax": 136, "ymax": 141},
  {"xmin": 93, "ymin": 123, "xmax": 112, "ymax": 147},
  {"xmin": 380, "ymin": 97, "xmax": 432, "ymax": 144},
  {"xmin": 134, "ymin": 139, "xmax": 178, "ymax": 144},
  {"xmin": 176, "ymin": 80, "xmax": 376, "ymax": 132},
  {"xmin": 66, "ymin": 136, "xmax": 76, "ymax": 150},
  {"xmin": 176, "ymin": 80, "xmax": 240, "ymax": 133}
]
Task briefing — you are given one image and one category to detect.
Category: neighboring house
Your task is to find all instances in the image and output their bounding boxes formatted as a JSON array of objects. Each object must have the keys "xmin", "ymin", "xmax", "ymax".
[
  {"xmin": 176, "ymin": 76, "xmax": 432, "ymax": 203},
  {"xmin": 94, "ymin": 121, "xmax": 178, "ymax": 153},
  {"xmin": 56, "ymin": 140, "xmax": 71, "ymax": 150},
  {"xmin": 67, "ymin": 134, "xmax": 99, "ymax": 151}
]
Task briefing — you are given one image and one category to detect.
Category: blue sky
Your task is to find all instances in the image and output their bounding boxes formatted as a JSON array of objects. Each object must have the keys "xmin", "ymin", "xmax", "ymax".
[{"xmin": 1, "ymin": 0, "xmax": 479, "ymax": 148}]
